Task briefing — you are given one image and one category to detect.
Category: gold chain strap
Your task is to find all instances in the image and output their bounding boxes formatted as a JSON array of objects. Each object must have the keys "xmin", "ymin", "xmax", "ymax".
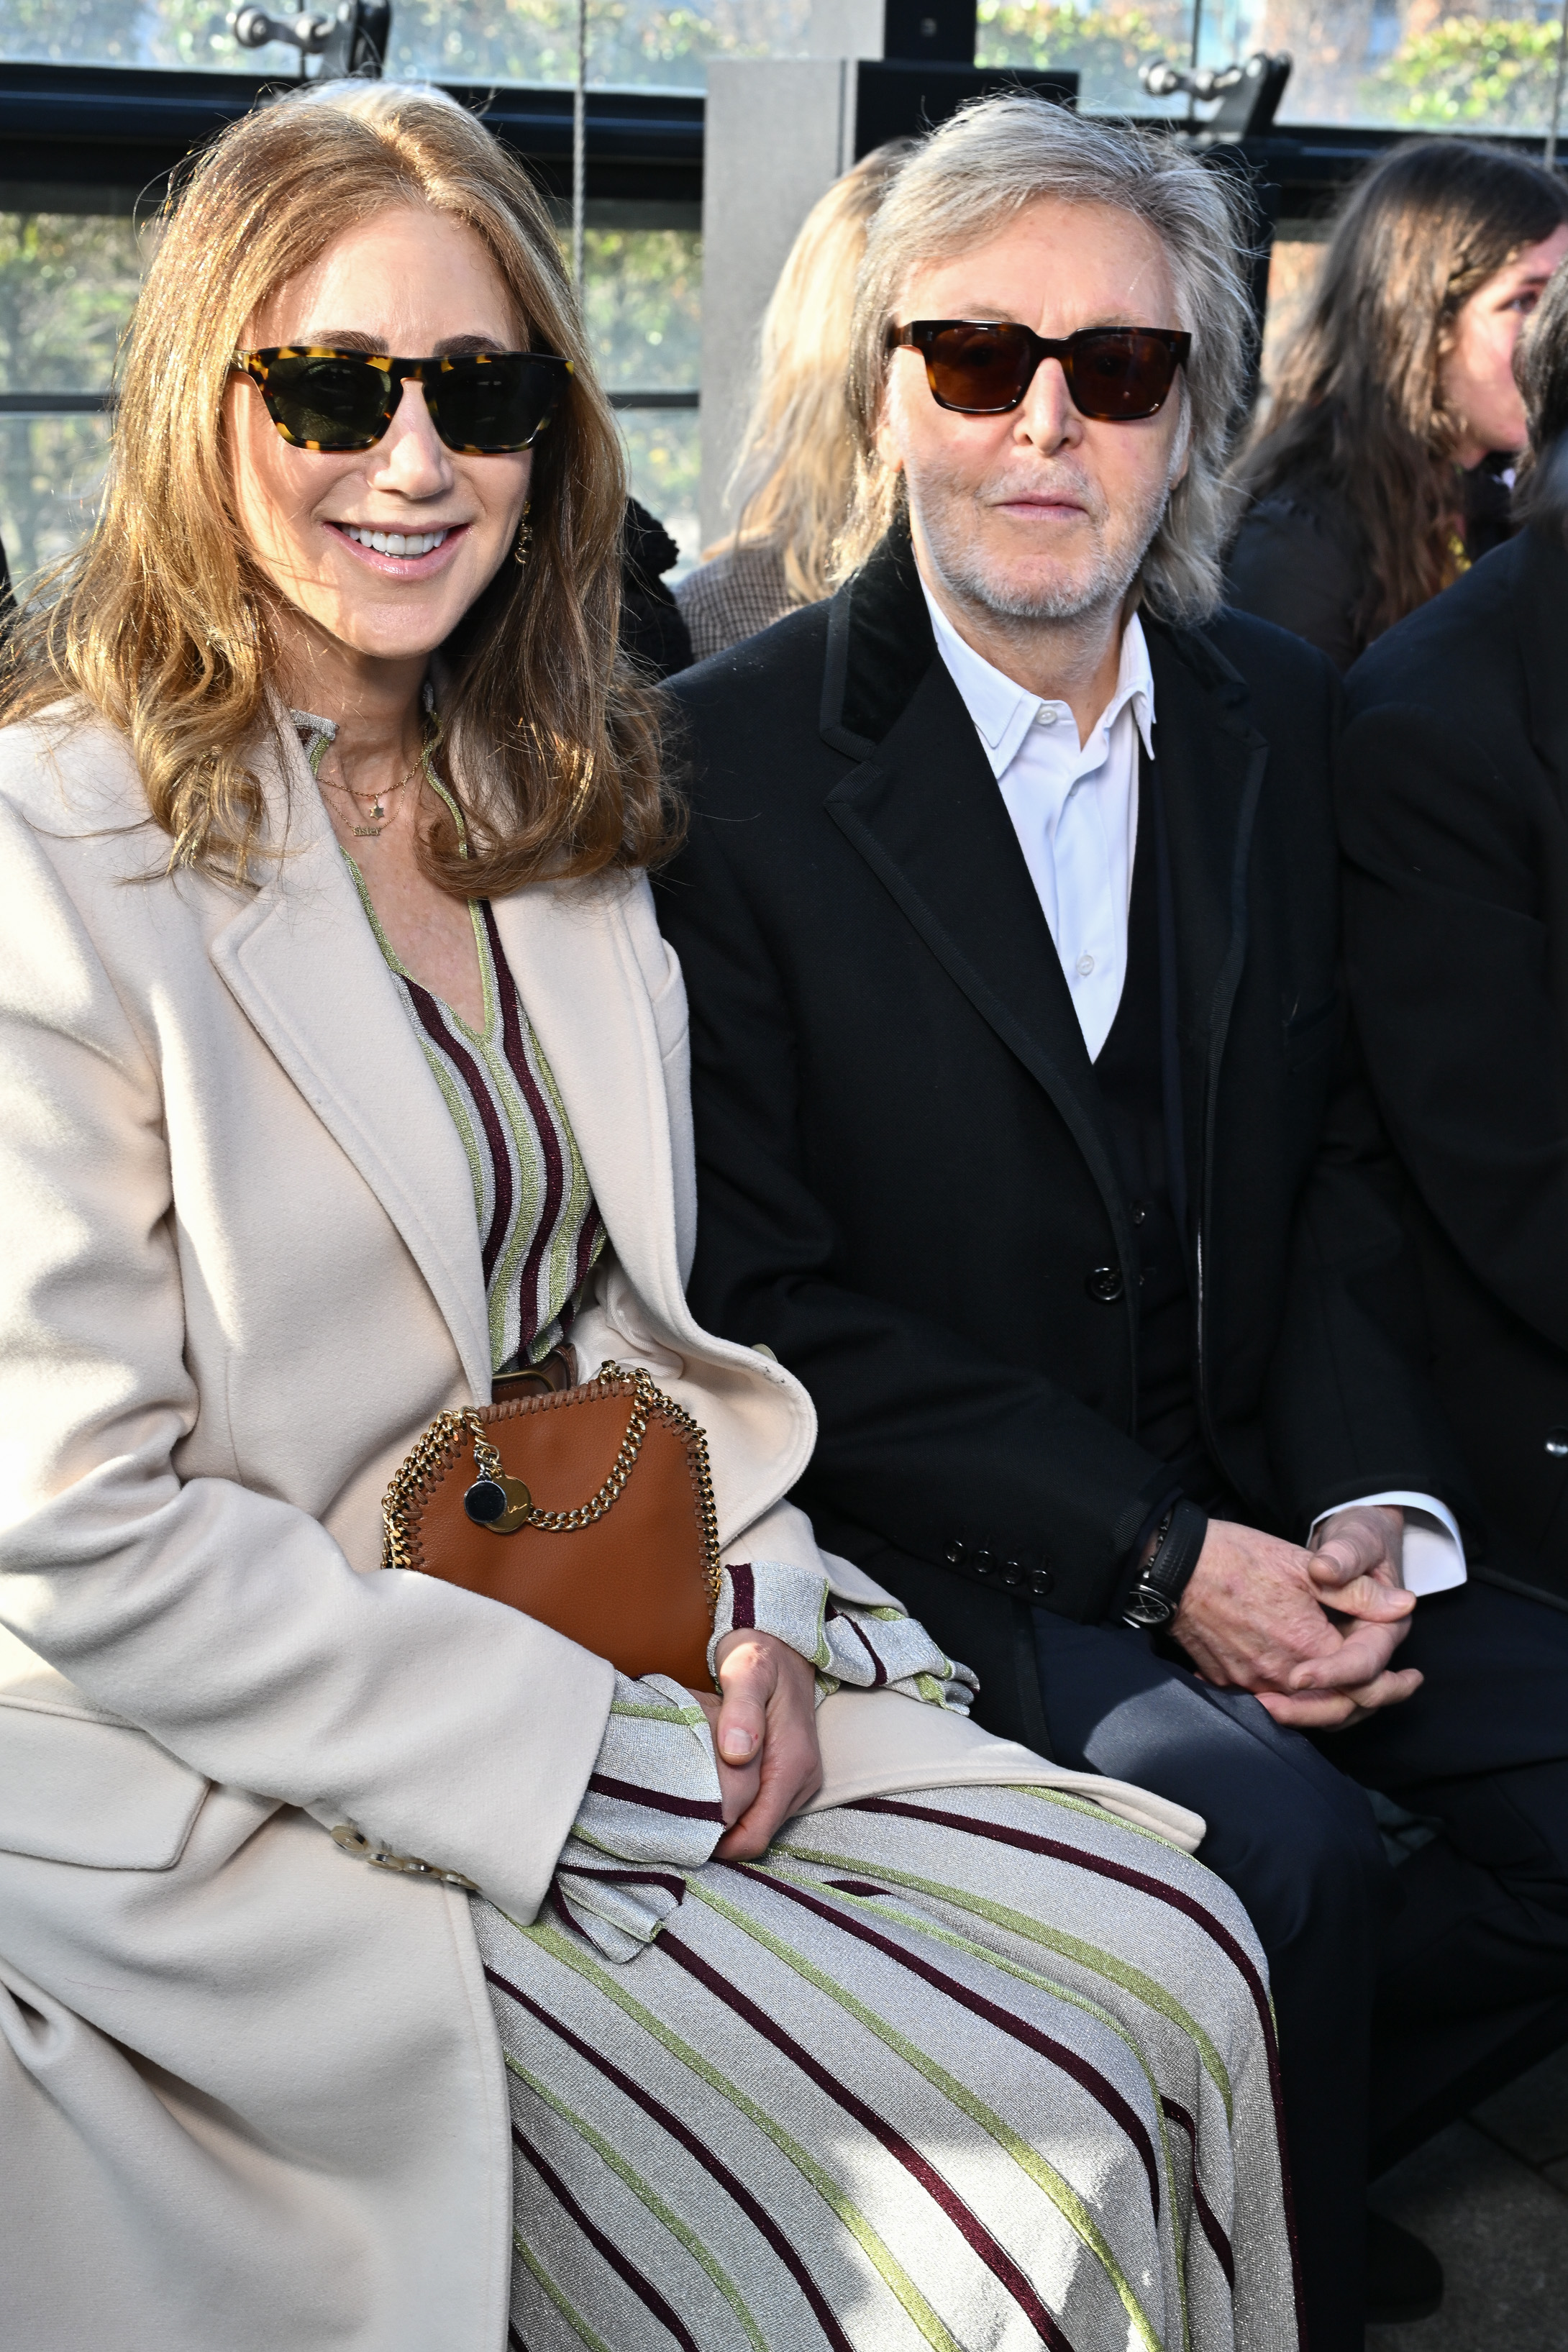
[{"xmin": 381, "ymin": 1362, "xmax": 722, "ymax": 1605}]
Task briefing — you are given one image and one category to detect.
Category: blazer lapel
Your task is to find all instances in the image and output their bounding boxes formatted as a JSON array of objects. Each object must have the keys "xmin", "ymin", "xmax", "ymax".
[
  {"xmin": 1515, "ymin": 527, "xmax": 1568, "ymax": 793},
  {"xmin": 208, "ymin": 726, "xmax": 493, "ymax": 1398},
  {"xmin": 1144, "ymin": 622, "xmax": 1268, "ymax": 1224},
  {"xmin": 821, "ymin": 536, "xmax": 1129, "ymax": 1248},
  {"xmin": 487, "ymin": 879, "xmax": 693, "ymax": 1342}
]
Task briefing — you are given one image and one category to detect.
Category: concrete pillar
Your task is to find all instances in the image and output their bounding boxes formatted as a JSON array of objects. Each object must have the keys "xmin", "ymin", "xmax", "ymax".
[{"xmin": 697, "ymin": 58, "xmax": 865, "ymax": 548}]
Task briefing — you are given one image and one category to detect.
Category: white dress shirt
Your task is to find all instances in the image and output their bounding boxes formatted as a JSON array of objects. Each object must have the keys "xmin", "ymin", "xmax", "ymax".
[{"xmin": 923, "ymin": 581, "xmax": 1465, "ymax": 1593}]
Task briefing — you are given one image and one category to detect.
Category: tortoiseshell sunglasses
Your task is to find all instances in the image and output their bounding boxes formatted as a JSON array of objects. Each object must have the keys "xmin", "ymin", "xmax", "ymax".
[{"xmin": 232, "ymin": 346, "xmax": 572, "ymax": 454}]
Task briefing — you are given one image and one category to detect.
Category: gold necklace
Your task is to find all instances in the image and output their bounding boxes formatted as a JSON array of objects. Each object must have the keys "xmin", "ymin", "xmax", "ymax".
[{"xmin": 323, "ymin": 744, "xmax": 428, "ymax": 839}]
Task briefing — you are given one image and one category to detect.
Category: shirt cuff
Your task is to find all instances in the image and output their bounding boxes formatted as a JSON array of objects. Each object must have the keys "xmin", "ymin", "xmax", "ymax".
[{"xmin": 1308, "ymin": 1492, "xmax": 1467, "ymax": 1596}]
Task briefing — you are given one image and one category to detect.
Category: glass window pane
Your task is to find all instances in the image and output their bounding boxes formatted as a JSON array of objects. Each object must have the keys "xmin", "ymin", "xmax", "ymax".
[
  {"xmin": 1270, "ymin": 0, "xmax": 1567, "ymax": 131},
  {"xmin": 578, "ymin": 220, "xmax": 701, "ymax": 390},
  {"xmin": 0, "ymin": 1, "xmax": 813, "ymax": 88},
  {"xmin": 619, "ymin": 406, "xmax": 700, "ymax": 572},
  {"xmin": 975, "ymin": 1, "xmax": 1190, "ymax": 114},
  {"xmin": 0, "ymin": 412, "xmax": 109, "ymax": 583}
]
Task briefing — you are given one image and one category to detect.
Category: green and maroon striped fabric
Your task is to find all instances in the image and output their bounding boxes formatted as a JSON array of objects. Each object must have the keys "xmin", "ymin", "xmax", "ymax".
[{"xmin": 478, "ymin": 1781, "xmax": 1303, "ymax": 2352}]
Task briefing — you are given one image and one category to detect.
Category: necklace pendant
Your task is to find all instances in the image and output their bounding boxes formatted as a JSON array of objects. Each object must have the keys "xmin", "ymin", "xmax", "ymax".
[
  {"xmin": 370, "ymin": 798, "xmax": 386, "ymax": 821},
  {"xmin": 352, "ymin": 824, "xmax": 381, "ymax": 838}
]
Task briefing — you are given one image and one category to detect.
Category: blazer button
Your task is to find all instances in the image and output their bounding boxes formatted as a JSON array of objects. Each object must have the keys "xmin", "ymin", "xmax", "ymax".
[
  {"xmin": 972, "ymin": 1549, "xmax": 998, "ymax": 1578},
  {"xmin": 944, "ymin": 1539, "xmax": 967, "ymax": 1565},
  {"xmin": 1029, "ymin": 1568, "xmax": 1054, "ymax": 1598},
  {"xmin": 1001, "ymin": 1559, "xmax": 1024, "ymax": 1587},
  {"xmin": 1547, "ymin": 1430, "xmax": 1568, "ymax": 1459},
  {"xmin": 1085, "ymin": 1265, "xmax": 1125, "ymax": 1303}
]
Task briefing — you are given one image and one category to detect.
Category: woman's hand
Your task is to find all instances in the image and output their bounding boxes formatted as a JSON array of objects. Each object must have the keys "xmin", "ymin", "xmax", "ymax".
[{"xmin": 691, "ymin": 1631, "xmax": 823, "ymax": 1861}]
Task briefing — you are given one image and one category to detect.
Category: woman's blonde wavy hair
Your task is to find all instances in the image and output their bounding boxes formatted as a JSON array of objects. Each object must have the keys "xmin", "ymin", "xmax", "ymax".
[
  {"xmin": 839, "ymin": 94, "xmax": 1254, "ymax": 620},
  {"xmin": 0, "ymin": 79, "xmax": 678, "ymax": 893},
  {"xmin": 722, "ymin": 140, "xmax": 912, "ymax": 604}
]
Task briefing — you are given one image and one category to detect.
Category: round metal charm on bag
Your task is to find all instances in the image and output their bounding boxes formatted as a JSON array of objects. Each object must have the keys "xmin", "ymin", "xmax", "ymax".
[{"xmin": 462, "ymin": 1470, "xmax": 534, "ymax": 1533}]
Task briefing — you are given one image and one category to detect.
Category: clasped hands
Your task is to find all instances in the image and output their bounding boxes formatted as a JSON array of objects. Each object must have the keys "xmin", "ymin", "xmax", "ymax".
[
  {"xmin": 690, "ymin": 1629, "xmax": 824, "ymax": 1861},
  {"xmin": 1172, "ymin": 1504, "xmax": 1422, "ymax": 1729}
]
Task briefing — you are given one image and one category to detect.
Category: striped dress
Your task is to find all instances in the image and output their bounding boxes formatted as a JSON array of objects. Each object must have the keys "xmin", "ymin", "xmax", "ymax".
[{"xmin": 333, "ymin": 729, "xmax": 1301, "ymax": 2352}]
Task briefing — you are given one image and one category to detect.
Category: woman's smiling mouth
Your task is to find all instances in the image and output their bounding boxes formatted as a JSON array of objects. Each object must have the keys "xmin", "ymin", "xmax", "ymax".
[{"xmin": 326, "ymin": 519, "xmax": 468, "ymax": 574}]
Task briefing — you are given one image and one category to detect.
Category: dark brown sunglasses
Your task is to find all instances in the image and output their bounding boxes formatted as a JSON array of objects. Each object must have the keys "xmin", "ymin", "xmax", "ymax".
[{"xmin": 890, "ymin": 320, "xmax": 1192, "ymax": 422}]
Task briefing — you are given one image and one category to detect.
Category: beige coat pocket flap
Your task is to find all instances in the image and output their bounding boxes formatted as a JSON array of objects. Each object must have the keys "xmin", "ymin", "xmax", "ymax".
[{"xmin": 0, "ymin": 1698, "xmax": 209, "ymax": 1868}]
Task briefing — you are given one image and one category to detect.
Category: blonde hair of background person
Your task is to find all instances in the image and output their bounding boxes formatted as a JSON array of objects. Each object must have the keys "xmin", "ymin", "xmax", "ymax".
[
  {"xmin": 838, "ymin": 91, "xmax": 1252, "ymax": 615},
  {"xmin": 724, "ymin": 140, "xmax": 912, "ymax": 599},
  {"xmin": 0, "ymin": 79, "xmax": 674, "ymax": 893}
]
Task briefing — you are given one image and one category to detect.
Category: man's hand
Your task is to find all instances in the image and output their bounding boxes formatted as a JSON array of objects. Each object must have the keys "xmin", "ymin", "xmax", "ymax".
[
  {"xmin": 1172, "ymin": 1516, "xmax": 1422, "ymax": 1731},
  {"xmin": 691, "ymin": 1631, "xmax": 823, "ymax": 1861}
]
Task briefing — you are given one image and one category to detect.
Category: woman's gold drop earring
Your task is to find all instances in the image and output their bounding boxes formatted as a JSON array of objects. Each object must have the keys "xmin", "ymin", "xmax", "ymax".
[{"xmin": 513, "ymin": 503, "xmax": 533, "ymax": 568}]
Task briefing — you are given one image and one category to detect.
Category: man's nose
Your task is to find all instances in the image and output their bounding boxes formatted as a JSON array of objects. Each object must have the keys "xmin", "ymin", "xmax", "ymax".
[{"xmin": 1015, "ymin": 355, "xmax": 1082, "ymax": 452}]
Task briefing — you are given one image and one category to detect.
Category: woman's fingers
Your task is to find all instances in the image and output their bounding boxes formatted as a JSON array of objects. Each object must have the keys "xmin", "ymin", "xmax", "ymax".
[
  {"xmin": 691, "ymin": 1688, "xmax": 762, "ymax": 1827},
  {"xmin": 711, "ymin": 1632, "xmax": 824, "ymax": 1861}
]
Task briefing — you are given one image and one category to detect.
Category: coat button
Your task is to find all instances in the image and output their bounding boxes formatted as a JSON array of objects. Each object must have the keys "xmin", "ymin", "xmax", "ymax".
[
  {"xmin": 1547, "ymin": 1430, "xmax": 1568, "ymax": 1459},
  {"xmin": 1001, "ymin": 1559, "xmax": 1024, "ymax": 1587},
  {"xmin": 1085, "ymin": 1265, "xmax": 1125, "ymax": 1303},
  {"xmin": 944, "ymin": 1539, "xmax": 967, "ymax": 1565},
  {"xmin": 972, "ymin": 1549, "xmax": 997, "ymax": 1577},
  {"xmin": 1029, "ymin": 1568, "xmax": 1054, "ymax": 1598}
]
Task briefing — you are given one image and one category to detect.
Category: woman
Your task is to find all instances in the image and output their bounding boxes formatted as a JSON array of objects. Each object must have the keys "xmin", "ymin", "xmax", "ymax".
[
  {"xmin": 675, "ymin": 141, "xmax": 910, "ymax": 664},
  {"xmin": 0, "ymin": 84, "xmax": 1298, "ymax": 2352},
  {"xmin": 1226, "ymin": 140, "xmax": 1568, "ymax": 670},
  {"xmin": 1337, "ymin": 258, "xmax": 1568, "ymax": 1600}
]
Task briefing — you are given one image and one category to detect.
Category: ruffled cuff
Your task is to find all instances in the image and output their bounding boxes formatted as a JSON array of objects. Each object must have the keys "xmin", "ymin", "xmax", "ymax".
[
  {"xmin": 552, "ymin": 1673, "xmax": 723, "ymax": 1963},
  {"xmin": 708, "ymin": 1560, "xmax": 979, "ymax": 1715}
]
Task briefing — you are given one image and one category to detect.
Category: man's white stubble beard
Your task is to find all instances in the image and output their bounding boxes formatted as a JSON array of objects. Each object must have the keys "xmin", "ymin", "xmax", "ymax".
[{"xmin": 908, "ymin": 452, "xmax": 1177, "ymax": 630}]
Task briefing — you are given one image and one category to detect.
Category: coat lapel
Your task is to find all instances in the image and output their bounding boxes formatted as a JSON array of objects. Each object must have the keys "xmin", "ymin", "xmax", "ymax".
[
  {"xmin": 207, "ymin": 724, "xmax": 493, "ymax": 1398},
  {"xmin": 1515, "ymin": 527, "xmax": 1568, "ymax": 793},
  {"xmin": 822, "ymin": 534, "xmax": 1126, "ymax": 1251},
  {"xmin": 1144, "ymin": 622, "xmax": 1269, "ymax": 1223},
  {"xmin": 487, "ymin": 878, "xmax": 693, "ymax": 1344}
]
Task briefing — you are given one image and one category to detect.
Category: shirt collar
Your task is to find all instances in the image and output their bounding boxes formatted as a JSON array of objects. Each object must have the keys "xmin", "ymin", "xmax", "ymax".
[{"xmin": 920, "ymin": 577, "xmax": 1156, "ymax": 780}]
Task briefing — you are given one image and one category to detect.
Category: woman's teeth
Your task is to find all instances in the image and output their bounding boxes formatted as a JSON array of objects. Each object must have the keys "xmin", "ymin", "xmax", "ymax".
[{"xmin": 342, "ymin": 526, "xmax": 450, "ymax": 556}]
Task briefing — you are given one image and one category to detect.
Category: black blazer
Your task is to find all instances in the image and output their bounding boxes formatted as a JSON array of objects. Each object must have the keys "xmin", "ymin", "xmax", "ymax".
[
  {"xmin": 662, "ymin": 529, "xmax": 1461, "ymax": 1739},
  {"xmin": 1340, "ymin": 525, "xmax": 1568, "ymax": 1595}
]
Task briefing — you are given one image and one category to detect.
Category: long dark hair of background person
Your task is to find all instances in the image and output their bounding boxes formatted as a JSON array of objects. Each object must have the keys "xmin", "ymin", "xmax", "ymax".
[{"xmin": 1226, "ymin": 140, "xmax": 1568, "ymax": 668}]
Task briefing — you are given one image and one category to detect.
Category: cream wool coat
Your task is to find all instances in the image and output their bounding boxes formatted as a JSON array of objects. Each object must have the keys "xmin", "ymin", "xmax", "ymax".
[{"xmin": 0, "ymin": 711, "xmax": 1203, "ymax": 2352}]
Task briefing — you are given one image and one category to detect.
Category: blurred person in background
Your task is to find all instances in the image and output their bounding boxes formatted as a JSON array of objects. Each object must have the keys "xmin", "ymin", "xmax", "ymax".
[
  {"xmin": 1226, "ymin": 140, "xmax": 1568, "ymax": 670},
  {"xmin": 675, "ymin": 140, "xmax": 911, "ymax": 662},
  {"xmin": 1339, "ymin": 258, "xmax": 1568, "ymax": 1608}
]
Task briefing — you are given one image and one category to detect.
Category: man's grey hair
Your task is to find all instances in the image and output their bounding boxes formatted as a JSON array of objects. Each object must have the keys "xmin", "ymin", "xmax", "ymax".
[
  {"xmin": 1513, "ymin": 255, "xmax": 1568, "ymax": 543},
  {"xmin": 838, "ymin": 94, "xmax": 1255, "ymax": 622}
]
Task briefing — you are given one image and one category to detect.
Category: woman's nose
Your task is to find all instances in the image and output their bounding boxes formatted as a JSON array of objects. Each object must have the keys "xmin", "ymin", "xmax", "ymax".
[{"xmin": 368, "ymin": 379, "xmax": 454, "ymax": 493}]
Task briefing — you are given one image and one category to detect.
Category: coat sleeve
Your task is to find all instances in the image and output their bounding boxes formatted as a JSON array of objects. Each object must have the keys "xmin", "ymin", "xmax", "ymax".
[
  {"xmin": 657, "ymin": 819, "xmax": 1175, "ymax": 1628},
  {"xmin": 1337, "ymin": 698, "xmax": 1568, "ymax": 1356},
  {"xmin": 0, "ymin": 794, "xmax": 614, "ymax": 1921}
]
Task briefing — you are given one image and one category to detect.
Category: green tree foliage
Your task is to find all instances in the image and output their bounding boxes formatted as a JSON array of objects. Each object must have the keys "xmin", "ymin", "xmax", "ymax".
[
  {"xmin": 1375, "ymin": 13, "xmax": 1563, "ymax": 129},
  {"xmin": 0, "ymin": 211, "xmax": 145, "ymax": 583},
  {"xmin": 975, "ymin": 0, "xmax": 1187, "ymax": 111}
]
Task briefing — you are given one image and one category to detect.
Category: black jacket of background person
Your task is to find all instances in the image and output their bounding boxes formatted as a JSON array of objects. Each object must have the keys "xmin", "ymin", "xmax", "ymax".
[
  {"xmin": 659, "ymin": 526, "xmax": 1462, "ymax": 1744},
  {"xmin": 1340, "ymin": 524, "xmax": 1568, "ymax": 1600}
]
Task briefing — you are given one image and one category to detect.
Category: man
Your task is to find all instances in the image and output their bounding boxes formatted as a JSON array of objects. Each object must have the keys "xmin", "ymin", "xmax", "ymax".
[{"xmin": 661, "ymin": 96, "xmax": 1568, "ymax": 2347}]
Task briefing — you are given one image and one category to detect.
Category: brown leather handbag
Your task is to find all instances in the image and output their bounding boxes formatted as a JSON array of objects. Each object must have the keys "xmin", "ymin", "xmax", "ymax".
[{"xmin": 380, "ymin": 1360, "xmax": 721, "ymax": 1685}]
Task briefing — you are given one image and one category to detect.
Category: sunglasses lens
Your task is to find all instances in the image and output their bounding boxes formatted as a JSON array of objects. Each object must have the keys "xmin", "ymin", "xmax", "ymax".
[
  {"xmin": 434, "ymin": 354, "xmax": 565, "ymax": 451},
  {"xmin": 1069, "ymin": 332, "xmax": 1180, "ymax": 421},
  {"xmin": 922, "ymin": 324, "xmax": 1034, "ymax": 414},
  {"xmin": 260, "ymin": 353, "xmax": 390, "ymax": 450}
]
